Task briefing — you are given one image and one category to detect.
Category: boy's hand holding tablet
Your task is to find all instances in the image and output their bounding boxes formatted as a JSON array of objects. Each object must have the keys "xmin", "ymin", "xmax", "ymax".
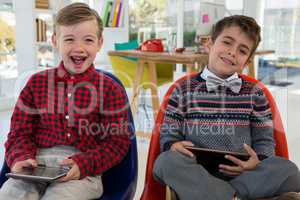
[
  {"xmin": 172, "ymin": 141, "xmax": 266, "ymax": 175},
  {"xmin": 6, "ymin": 164, "xmax": 70, "ymax": 183}
]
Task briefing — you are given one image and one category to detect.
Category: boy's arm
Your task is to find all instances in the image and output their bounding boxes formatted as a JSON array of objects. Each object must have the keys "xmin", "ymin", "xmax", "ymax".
[
  {"xmin": 70, "ymin": 81, "xmax": 131, "ymax": 178},
  {"xmin": 250, "ymin": 89, "xmax": 275, "ymax": 157},
  {"xmin": 5, "ymin": 78, "xmax": 38, "ymax": 168},
  {"xmin": 160, "ymin": 87, "xmax": 185, "ymax": 152}
]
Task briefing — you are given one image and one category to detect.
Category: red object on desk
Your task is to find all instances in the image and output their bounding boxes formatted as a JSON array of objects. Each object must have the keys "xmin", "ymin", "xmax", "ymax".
[{"xmin": 140, "ymin": 39, "xmax": 164, "ymax": 52}]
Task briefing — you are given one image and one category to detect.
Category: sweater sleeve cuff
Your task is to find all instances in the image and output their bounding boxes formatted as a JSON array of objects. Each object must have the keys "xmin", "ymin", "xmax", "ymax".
[{"xmin": 163, "ymin": 141, "xmax": 176, "ymax": 152}]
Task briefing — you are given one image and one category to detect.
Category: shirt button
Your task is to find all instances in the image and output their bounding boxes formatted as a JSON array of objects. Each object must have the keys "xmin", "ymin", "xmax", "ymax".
[
  {"xmin": 65, "ymin": 115, "xmax": 69, "ymax": 120},
  {"xmin": 67, "ymin": 133, "xmax": 71, "ymax": 138},
  {"xmin": 67, "ymin": 93, "xmax": 72, "ymax": 98}
]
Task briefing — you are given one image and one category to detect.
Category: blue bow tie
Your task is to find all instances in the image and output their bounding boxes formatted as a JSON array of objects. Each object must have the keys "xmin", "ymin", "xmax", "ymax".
[{"xmin": 206, "ymin": 75, "xmax": 242, "ymax": 93}]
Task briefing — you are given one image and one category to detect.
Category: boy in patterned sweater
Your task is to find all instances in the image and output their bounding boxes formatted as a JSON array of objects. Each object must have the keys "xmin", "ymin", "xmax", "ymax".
[
  {"xmin": 0, "ymin": 3, "xmax": 131, "ymax": 200},
  {"xmin": 153, "ymin": 15, "xmax": 300, "ymax": 200}
]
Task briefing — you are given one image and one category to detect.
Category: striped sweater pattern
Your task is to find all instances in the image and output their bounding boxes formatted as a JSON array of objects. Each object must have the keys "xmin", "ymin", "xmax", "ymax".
[{"xmin": 160, "ymin": 74, "xmax": 275, "ymax": 157}]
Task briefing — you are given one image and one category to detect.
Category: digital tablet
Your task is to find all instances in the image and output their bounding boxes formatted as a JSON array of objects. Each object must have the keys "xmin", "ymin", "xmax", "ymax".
[
  {"xmin": 6, "ymin": 165, "xmax": 69, "ymax": 183},
  {"xmin": 186, "ymin": 146, "xmax": 267, "ymax": 174}
]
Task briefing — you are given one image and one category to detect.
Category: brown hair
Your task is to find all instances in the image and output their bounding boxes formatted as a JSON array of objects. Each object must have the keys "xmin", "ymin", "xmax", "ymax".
[
  {"xmin": 54, "ymin": 2, "xmax": 103, "ymax": 38},
  {"xmin": 211, "ymin": 15, "xmax": 261, "ymax": 58}
]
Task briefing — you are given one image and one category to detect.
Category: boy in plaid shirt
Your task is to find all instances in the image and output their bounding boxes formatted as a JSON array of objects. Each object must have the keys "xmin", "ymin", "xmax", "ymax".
[{"xmin": 0, "ymin": 3, "xmax": 131, "ymax": 200}]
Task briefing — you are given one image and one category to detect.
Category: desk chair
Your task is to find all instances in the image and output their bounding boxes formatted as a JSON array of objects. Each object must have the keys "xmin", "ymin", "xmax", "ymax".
[
  {"xmin": 140, "ymin": 73, "xmax": 289, "ymax": 200},
  {"xmin": 109, "ymin": 40, "xmax": 174, "ymax": 89},
  {"xmin": 109, "ymin": 56, "xmax": 174, "ymax": 89},
  {"xmin": 109, "ymin": 40, "xmax": 174, "ymax": 118},
  {"xmin": 0, "ymin": 70, "xmax": 138, "ymax": 200}
]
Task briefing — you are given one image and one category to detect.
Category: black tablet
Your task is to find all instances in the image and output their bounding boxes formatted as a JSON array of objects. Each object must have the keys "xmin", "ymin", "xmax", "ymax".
[
  {"xmin": 186, "ymin": 146, "xmax": 267, "ymax": 174},
  {"xmin": 6, "ymin": 165, "xmax": 69, "ymax": 183}
]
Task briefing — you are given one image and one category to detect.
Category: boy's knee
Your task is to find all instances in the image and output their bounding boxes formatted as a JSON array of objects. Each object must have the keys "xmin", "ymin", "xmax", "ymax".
[
  {"xmin": 153, "ymin": 151, "xmax": 176, "ymax": 179},
  {"xmin": 284, "ymin": 159, "xmax": 299, "ymax": 173},
  {"xmin": 266, "ymin": 157, "xmax": 299, "ymax": 175},
  {"xmin": 153, "ymin": 150, "xmax": 195, "ymax": 182},
  {"xmin": 0, "ymin": 179, "xmax": 41, "ymax": 200},
  {"xmin": 154, "ymin": 151, "xmax": 188, "ymax": 170}
]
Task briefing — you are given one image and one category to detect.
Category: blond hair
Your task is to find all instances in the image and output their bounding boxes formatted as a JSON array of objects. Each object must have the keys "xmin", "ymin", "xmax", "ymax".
[{"xmin": 54, "ymin": 2, "xmax": 103, "ymax": 38}]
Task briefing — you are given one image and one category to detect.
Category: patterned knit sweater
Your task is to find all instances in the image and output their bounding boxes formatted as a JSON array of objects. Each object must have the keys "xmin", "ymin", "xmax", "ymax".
[{"xmin": 160, "ymin": 73, "xmax": 275, "ymax": 157}]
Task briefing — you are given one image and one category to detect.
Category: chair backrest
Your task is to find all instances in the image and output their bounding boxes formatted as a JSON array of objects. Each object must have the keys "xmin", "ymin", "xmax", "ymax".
[
  {"xmin": 0, "ymin": 70, "xmax": 138, "ymax": 200},
  {"xmin": 110, "ymin": 41, "xmax": 174, "ymax": 89},
  {"xmin": 114, "ymin": 40, "xmax": 139, "ymax": 61},
  {"xmin": 98, "ymin": 70, "xmax": 138, "ymax": 200},
  {"xmin": 115, "ymin": 40, "xmax": 139, "ymax": 50},
  {"xmin": 0, "ymin": 160, "xmax": 9, "ymax": 188},
  {"xmin": 239, "ymin": 74, "xmax": 289, "ymax": 158},
  {"xmin": 140, "ymin": 73, "xmax": 289, "ymax": 200}
]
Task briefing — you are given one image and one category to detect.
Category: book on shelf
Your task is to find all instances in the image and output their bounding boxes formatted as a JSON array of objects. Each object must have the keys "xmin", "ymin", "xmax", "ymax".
[
  {"xmin": 112, "ymin": 0, "xmax": 123, "ymax": 27},
  {"xmin": 107, "ymin": 0, "xmax": 118, "ymax": 27},
  {"xmin": 101, "ymin": 0, "xmax": 124, "ymax": 27},
  {"xmin": 36, "ymin": 18, "xmax": 47, "ymax": 42},
  {"xmin": 115, "ymin": 0, "xmax": 123, "ymax": 27},
  {"xmin": 35, "ymin": 0, "xmax": 49, "ymax": 9},
  {"xmin": 36, "ymin": 19, "xmax": 41, "ymax": 42},
  {"xmin": 102, "ymin": 1, "xmax": 113, "ymax": 27},
  {"xmin": 43, "ymin": 21, "xmax": 47, "ymax": 42}
]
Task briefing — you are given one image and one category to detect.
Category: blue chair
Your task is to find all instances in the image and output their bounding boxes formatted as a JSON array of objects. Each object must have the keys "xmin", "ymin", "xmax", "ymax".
[
  {"xmin": 0, "ymin": 70, "xmax": 138, "ymax": 200},
  {"xmin": 0, "ymin": 161, "xmax": 9, "ymax": 188}
]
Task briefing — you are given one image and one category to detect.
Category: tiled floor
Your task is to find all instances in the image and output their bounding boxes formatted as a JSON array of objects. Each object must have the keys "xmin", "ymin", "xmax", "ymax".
[{"xmin": 1, "ymin": 69, "xmax": 300, "ymax": 199}]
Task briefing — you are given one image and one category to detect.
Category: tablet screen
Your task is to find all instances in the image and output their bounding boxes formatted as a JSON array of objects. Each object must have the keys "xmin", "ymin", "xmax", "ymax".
[
  {"xmin": 6, "ymin": 165, "xmax": 69, "ymax": 182},
  {"xmin": 185, "ymin": 146, "xmax": 267, "ymax": 174},
  {"xmin": 186, "ymin": 146, "xmax": 248, "ymax": 174}
]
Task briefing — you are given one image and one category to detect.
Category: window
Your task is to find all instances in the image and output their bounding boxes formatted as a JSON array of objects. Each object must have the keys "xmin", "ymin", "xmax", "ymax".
[
  {"xmin": 0, "ymin": 1, "xmax": 18, "ymax": 104},
  {"xmin": 0, "ymin": 1, "xmax": 16, "ymax": 77},
  {"xmin": 129, "ymin": 0, "xmax": 177, "ymax": 51},
  {"xmin": 262, "ymin": 0, "xmax": 300, "ymax": 57},
  {"xmin": 183, "ymin": 0, "xmax": 227, "ymax": 47},
  {"xmin": 225, "ymin": 0, "xmax": 243, "ymax": 15}
]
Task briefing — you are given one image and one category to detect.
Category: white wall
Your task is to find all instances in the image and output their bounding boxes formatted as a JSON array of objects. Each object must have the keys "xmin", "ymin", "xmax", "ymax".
[{"xmin": 14, "ymin": 0, "xmax": 36, "ymax": 74}]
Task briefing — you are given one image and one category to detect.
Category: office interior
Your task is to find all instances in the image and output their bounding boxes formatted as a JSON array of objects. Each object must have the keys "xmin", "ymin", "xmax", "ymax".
[{"xmin": 0, "ymin": 0, "xmax": 300, "ymax": 199}]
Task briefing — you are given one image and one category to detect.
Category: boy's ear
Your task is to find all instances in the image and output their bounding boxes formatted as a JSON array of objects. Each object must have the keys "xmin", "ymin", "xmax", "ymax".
[
  {"xmin": 245, "ymin": 56, "xmax": 253, "ymax": 66},
  {"xmin": 97, "ymin": 37, "xmax": 103, "ymax": 50},
  {"xmin": 51, "ymin": 33, "xmax": 57, "ymax": 48},
  {"xmin": 205, "ymin": 38, "xmax": 214, "ymax": 53}
]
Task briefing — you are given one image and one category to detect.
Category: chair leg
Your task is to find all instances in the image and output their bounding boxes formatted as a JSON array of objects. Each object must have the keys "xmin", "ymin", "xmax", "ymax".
[
  {"xmin": 166, "ymin": 186, "xmax": 179, "ymax": 200},
  {"xmin": 139, "ymin": 89, "xmax": 151, "ymax": 121},
  {"xmin": 256, "ymin": 192, "xmax": 300, "ymax": 200}
]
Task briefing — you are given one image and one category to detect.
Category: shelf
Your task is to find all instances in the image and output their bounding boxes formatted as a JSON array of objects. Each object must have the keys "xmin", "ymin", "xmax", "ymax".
[
  {"xmin": 35, "ymin": 8, "xmax": 53, "ymax": 22},
  {"xmin": 35, "ymin": 8, "xmax": 53, "ymax": 14},
  {"xmin": 36, "ymin": 42, "xmax": 52, "ymax": 47},
  {"xmin": 104, "ymin": 27, "xmax": 127, "ymax": 31},
  {"xmin": 35, "ymin": 3, "xmax": 56, "ymax": 68}
]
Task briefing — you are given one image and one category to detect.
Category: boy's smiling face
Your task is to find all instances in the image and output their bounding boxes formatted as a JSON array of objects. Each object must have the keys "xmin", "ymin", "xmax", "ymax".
[
  {"xmin": 52, "ymin": 19, "xmax": 102, "ymax": 74},
  {"xmin": 207, "ymin": 25, "xmax": 254, "ymax": 79}
]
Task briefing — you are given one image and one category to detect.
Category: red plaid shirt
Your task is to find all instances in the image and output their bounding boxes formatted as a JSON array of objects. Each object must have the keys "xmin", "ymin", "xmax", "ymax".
[{"xmin": 5, "ymin": 62, "xmax": 131, "ymax": 178}]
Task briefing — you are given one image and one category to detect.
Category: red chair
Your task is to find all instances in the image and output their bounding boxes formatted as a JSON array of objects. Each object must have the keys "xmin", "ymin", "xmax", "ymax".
[{"xmin": 140, "ymin": 73, "xmax": 289, "ymax": 200}]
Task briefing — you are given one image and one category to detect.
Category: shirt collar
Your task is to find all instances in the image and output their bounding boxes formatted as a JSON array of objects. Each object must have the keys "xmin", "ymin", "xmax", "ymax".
[
  {"xmin": 56, "ymin": 61, "xmax": 96, "ymax": 83},
  {"xmin": 200, "ymin": 66, "xmax": 239, "ymax": 81}
]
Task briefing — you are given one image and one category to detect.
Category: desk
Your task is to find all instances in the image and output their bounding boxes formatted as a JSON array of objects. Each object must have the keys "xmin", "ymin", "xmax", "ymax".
[
  {"xmin": 108, "ymin": 50, "xmax": 208, "ymax": 119},
  {"xmin": 108, "ymin": 49, "xmax": 274, "ymax": 119},
  {"xmin": 247, "ymin": 50, "xmax": 275, "ymax": 78}
]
